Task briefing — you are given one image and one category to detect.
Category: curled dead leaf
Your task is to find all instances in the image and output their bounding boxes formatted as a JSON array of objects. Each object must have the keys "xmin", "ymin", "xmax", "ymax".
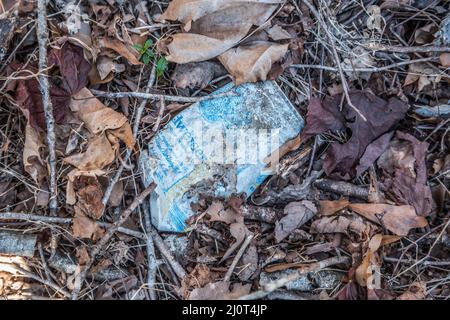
[
  {"xmin": 275, "ymin": 200, "xmax": 316, "ymax": 243},
  {"xmin": 348, "ymin": 203, "xmax": 428, "ymax": 236},
  {"xmin": 98, "ymin": 38, "xmax": 141, "ymax": 65},
  {"xmin": 72, "ymin": 206, "xmax": 105, "ymax": 240},
  {"xmin": 160, "ymin": 3, "xmax": 279, "ymax": 63},
  {"xmin": 311, "ymin": 215, "xmax": 368, "ymax": 237},
  {"xmin": 23, "ymin": 124, "xmax": 47, "ymax": 186},
  {"xmin": 219, "ymin": 41, "xmax": 288, "ymax": 84}
]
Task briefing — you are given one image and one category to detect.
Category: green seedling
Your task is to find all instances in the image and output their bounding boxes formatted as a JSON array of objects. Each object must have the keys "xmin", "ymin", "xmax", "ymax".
[{"xmin": 133, "ymin": 39, "xmax": 168, "ymax": 77}]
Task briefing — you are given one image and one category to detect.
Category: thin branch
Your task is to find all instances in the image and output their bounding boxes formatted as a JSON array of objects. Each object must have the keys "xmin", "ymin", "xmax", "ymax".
[
  {"xmin": 291, "ymin": 56, "xmax": 438, "ymax": 73},
  {"xmin": 90, "ymin": 89, "xmax": 236, "ymax": 103},
  {"xmin": 224, "ymin": 234, "xmax": 254, "ymax": 282},
  {"xmin": 36, "ymin": 0, "xmax": 58, "ymax": 214},
  {"xmin": 365, "ymin": 43, "xmax": 450, "ymax": 53},
  {"xmin": 238, "ymin": 256, "xmax": 350, "ymax": 300}
]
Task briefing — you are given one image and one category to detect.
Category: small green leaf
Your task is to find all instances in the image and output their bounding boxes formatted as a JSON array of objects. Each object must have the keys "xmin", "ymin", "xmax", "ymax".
[
  {"xmin": 142, "ymin": 54, "xmax": 151, "ymax": 65},
  {"xmin": 144, "ymin": 38, "xmax": 153, "ymax": 50},
  {"xmin": 133, "ymin": 44, "xmax": 143, "ymax": 52},
  {"xmin": 156, "ymin": 56, "xmax": 168, "ymax": 77}
]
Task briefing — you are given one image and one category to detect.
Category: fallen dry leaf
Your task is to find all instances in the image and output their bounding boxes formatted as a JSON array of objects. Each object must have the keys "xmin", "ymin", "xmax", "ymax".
[
  {"xmin": 159, "ymin": 0, "xmax": 283, "ymax": 30},
  {"xmin": 221, "ymin": 222, "xmax": 249, "ymax": 262},
  {"xmin": 23, "ymin": 124, "xmax": 47, "ymax": 186},
  {"xmin": 404, "ymin": 63, "xmax": 441, "ymax": 92},
  {"xmin": 275, "ymin": 200, "xmax": 316, "ymax": 243},
  {"xmin": 355, "ymin": 234, "xmax": 382, "ymax": 287},
  {"xmin": 397, "ymin": 281, "xmax": 427, "ymax": 300},
  {"xmin": 189, "ymin": 281, "xmax": 251, "ymax": 300},
  {"xmin": 318, "ymin": 199, "xmax": 350, "ymax": 216},
  {"xmin": 96, "ymin": 56, "xmax": 125, "ymax": 80},
  {"xmin": 7, "ymin": 63, "xmax": 71, "ymax": 130},
  {"xmin": 266, "ymin": 25, "xmax": 292, "ymax": 41},
  {"xmin": 238, "ymin": 244, "xmax": 258, "ymax": 281},
  {"xmin": 440, "ymin": 53, "xmax": 450, "ymax": 67},
  {"xmin": 219, "ymin": 41, "xmax": 288, "ymax": 84},
  {"xmin": 378, "ymin": 131, "xmax": 432, "ymax": 216},
  {"xmin": 311, "ymin": 215, "xmax": 368, "ymax": 237},
  {"xmin": 356, "ymin": 131, "xmax": 394, "ymax": 177},
  {"xmin": 63, "ymin": 133, "xmax": 118, "ymax": 171},
  {"xmin": 159, "ymin": 3, "xmax": 279, "ymax": 63},
  {"xmin": 172, "ymin": 61, "xmax": 226, "ymax": 89},
  {"xmin": 72, "ymin": 206, "xmax": 105, "ymax": 240},
  {"xmin": 48, "ymin": 41, "xmax": 91, "ymax": 94},
  {"xmin": 301, "ymin": 92, "xmax": 408, "ymax": 179},
  {"xmin": 348, "ymin": 203, "xmax": 428, "ymax": 236},
  {"xmin": 98, "ymin": 38, "xmax": 141, "ymax": 65},
  {"xmin": 70, "ymin": 88, "xmax": 135, "ymax": 148}
]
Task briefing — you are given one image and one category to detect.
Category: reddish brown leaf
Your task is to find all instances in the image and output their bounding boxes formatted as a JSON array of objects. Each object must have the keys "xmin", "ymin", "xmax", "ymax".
[
  {"xmin": 302, "ymin": 92, "xmax": 408, "ymax": 179},
  {"xmin": 48, "ymin": 41, "xmax": 91, "ymax": 94},
  {"xmin": 378, "ymin": 131, "xmax": 432, "ymax": 216}
]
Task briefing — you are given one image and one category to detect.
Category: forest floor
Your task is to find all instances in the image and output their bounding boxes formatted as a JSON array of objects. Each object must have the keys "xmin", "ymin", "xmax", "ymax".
[{"xmin": 0, "ymin": 0, "xmax": 449, "ymax": 300}]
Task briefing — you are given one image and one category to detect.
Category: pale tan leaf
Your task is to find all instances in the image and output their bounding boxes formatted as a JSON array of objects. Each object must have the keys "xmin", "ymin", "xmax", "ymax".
[
  {"xmin": 348, "ymin": 203, "xmax": 428, "ymax": 236},
  {"xmin": 355, "ymin": 234, "xmax": 382, "ymax": 287},
  {"xmin": 266, "ymin": 25, "xmax": 292, "ymax": 41},
  {"xmin": 397, "ymin": 281, "xmax": 427, "ymax": 300},
  {"xmin": 23, "ymin": 124, "xmax": 47, "ymax": 186},
  {"xmin": 160, "ymin": 3, "xmax": 279, "ymax": 63},
  {"xmin": 72, "ymin": 206, "xmax": 105, "ymax": 240},
  {"xmin": 71, "ymin": 88, "xmax": 135, "ymax": 149},
  {"xmin": 158, "ymin": 0, "xmax": 282, "ymax": 30},
  {"xmin": 219, "ymin": 41, "xmax": 288, "ymax": 84},
  {"xmin": 318, "ymin": 199, "xmax": 350, "ymax": 216},
  {"xmin": 98, "ymin": 38, "xmax": 141, "ymax": 65},
  {"xmin": 439, "ymin": 53, "xmax": 450, "ymax": 67},
  {"xmin": 311, "ymin": 215, "xmax": 368, "ymax": 236},
  {"xmin": 63, "ymin": 133, "xmax": 117, "ymax": 171}
]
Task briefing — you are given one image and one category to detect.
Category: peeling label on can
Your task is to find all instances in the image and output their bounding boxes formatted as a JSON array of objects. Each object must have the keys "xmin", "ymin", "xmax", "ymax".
[{"xmin": 140, "ymin": 81, "xmax": 304, "ymax": 232}]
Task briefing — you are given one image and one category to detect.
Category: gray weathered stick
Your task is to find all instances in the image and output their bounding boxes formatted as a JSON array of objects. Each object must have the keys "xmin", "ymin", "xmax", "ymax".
[{"xmin": 37, "ymin": 0, "xmax": 58, "ymax": 214}]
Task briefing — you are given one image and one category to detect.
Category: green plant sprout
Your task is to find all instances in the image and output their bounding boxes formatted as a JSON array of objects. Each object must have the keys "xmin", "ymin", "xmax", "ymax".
[{"xmin": 133, "ymin": 38, "xmax": 168, "ymax": 77}]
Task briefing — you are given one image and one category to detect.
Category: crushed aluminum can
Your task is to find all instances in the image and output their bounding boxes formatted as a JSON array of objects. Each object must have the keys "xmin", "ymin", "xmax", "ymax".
[{"xmin": 140, "ymin": 81, "xmax": 304, "ymax": 232}]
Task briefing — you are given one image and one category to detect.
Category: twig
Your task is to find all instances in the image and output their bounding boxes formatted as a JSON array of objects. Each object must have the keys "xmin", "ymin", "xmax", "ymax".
[
  {"xmin": 238, "ymin": 256, "xmax": 350, "ymax": 300},
  {"xmin": 153, "ymin": 95, "xmax": 165, "ymax": 132},
  {"xmin": 301, "ymin": 0, "xmax": 367, "ymax": 122},
  {"xmin": 290, "ymin": 57, "xmax": 438, "ymax": 73},
  {"xmin": 71, "ymin": 184, "xmax": 155, "ymax": 300},
  {"xmin": 148, "ymin": 228, "xmax": 187, "ymax": 280},
  {"xmin": 37, "ymin": 0, "xmax": 58, "ymax": 214},
  {"xmin": 90, "ymin": 89, "xmax": 236, "ymax": 103},
  {"xmin": 143, "ymin": 202, "xmax": 160, "ymax": 300},
  {"xmin": 365, "ymin": 43, "xmax": 450, "ymax": 53},
  {"xmin": 102, "ymin": 64, "xmax": 157, "ymax": 206},
  {"xmin": 0, "ymin": 212, "xmax": 146, "ymax": 239},
  {"xmin": 224, "ymin": 234, "xmax": 254, "ymax": 282}
]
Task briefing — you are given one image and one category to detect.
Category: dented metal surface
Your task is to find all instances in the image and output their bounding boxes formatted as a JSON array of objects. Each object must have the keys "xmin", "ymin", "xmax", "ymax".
[{"xmin": 140, "ymin": 81, "xmax": 304, "ymax": 232}]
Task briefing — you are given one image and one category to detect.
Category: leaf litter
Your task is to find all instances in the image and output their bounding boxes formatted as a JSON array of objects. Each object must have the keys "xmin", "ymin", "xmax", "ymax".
[{"xmin": 0, "ymin": 0, "xmax": 449, "ymax": 301}]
